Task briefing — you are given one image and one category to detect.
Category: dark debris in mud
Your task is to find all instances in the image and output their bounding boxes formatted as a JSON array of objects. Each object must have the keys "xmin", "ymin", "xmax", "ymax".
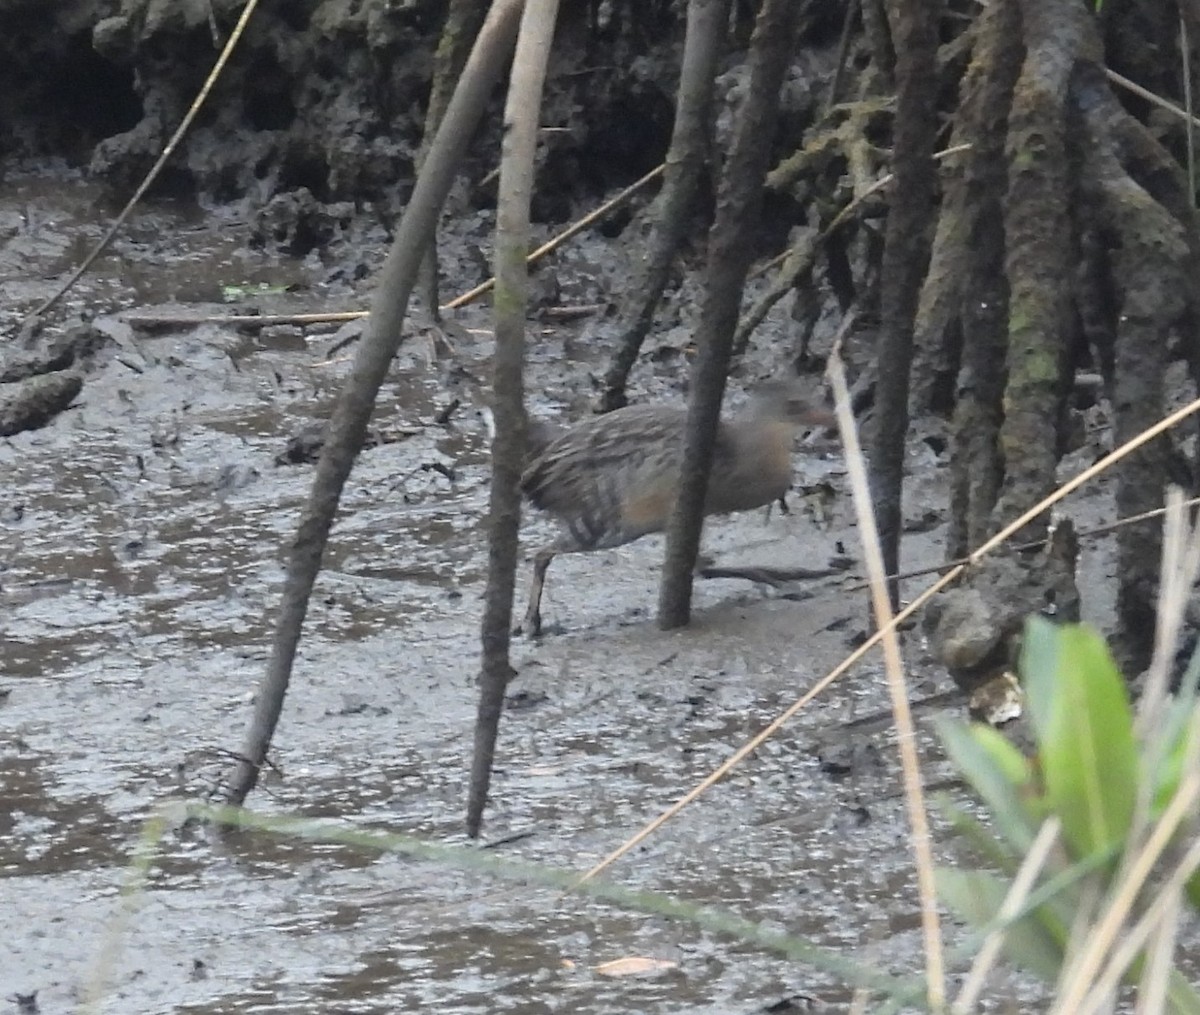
[
  {"xmin": 0, "ymin": 321, "xmax": 114, "ymax": 384},
  {"xmin": 0, "ymin": 368, "xmax": 82, "ymax": 436}
]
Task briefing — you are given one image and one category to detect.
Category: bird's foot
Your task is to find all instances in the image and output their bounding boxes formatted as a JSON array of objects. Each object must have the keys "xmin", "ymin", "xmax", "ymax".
[{"xmin": 513, "ymin": 613, "xmax": 543, "ymax": 639}]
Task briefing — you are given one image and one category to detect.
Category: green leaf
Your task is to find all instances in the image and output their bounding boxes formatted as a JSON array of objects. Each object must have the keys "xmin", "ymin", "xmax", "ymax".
[
  {"xmin": 221, "ymin": 282, "xmax": 289, "ymax": 302},
  {"xmin": 1020, "ymin": 619, "xmax": 1138, "ymax": 858},
  {"xmin": 936, "ymin": 867, "xmax": 1065, "ymax": 981},
  {"xmin": 1168, "ymin": 969, "xmax": 1200, "ymax": 1014},
  {"xmin": 937, "ymin": 798, "xmax": 1087, "ymax": 930},
  {"xmin": 936, "ymin": 717, "xmax": 1040, "ymax": 853},
  {"xmin": 936, "ymin": 796, "xmax": 1023, "ymax": 871}
]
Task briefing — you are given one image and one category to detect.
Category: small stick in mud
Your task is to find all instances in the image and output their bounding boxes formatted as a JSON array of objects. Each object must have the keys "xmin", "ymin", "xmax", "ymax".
[{"xmin": 697, "ymin": 558, "xmax": 853, "ymax": 587}]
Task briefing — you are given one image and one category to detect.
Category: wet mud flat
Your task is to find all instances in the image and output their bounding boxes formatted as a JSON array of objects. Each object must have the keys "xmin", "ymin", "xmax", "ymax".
[{"xmin": 0, "ymin": 174, "xmax": 1082, "ymax": 1012}]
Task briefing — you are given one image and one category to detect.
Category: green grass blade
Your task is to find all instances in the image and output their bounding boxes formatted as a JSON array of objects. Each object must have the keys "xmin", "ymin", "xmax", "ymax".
[
  {"xmin": 177, "ymin": 802, "xmax": 928, "ymax": 1006},
  {"xmin": 936, "ymin": 867, "xmax": 1066, "ymax": 980}
]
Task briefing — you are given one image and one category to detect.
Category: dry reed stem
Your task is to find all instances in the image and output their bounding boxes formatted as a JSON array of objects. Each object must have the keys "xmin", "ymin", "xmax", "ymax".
[
  {"xmin": 840, "ymin": 494, "xmax": 1200, "ymax": 594},
  {"xmin": 952, "ymin": 817, "xmax": 1063, "ymax": 1013},
  {"xmin": 1179, "ymin": 13, "xmax": 1196, "ymax": 202},
  {"xmin": 1077, "ymin": 783, "xmax": 1200, "ymax": 1014},
  {"xmin": 966, "ymin": 394, "xmax": 1200, "ymax": 563},
  {"xmin": 569, "ymin": 572, "xmax": 961, "ymax": 887},
  {"xmin": 720, "ymin": 494, "xmax": 1200, "ymax": 599},
  {"xmin": 1126, "ymin": 492, "xmax": 1198, "ymax": 1013},
  {"xmin": 1054, "ymin": 878, "xmax": 1105, "ymax": 1006},
  {"xmin": 1056, "ymin": 757, "xmax": 1200, "ymax": 1013},
  {"xmin": 1056, "ymin": 496, "xmax": 1200, "ymax": 1012},
  {"xmin": 1136, "ymin": 890, "xmax": 1183, "ymax": 1015},
  {"xmin": 26, "ymin": 0, "xmax": 264, "ymax": 326},
  {"xmin": 1124, "ymin": 493, "xmax": 1197, "ymax": 864},
  {"xmin": 826, "ymin": 342, "xmax": 945, "ymax": 1008},
  {"xmin": 1139, "ymin": 490, "xmax": 1200, "ymax": 740},
  {"xmin": 572, "ymin": 393, "xmax": 1200, "ymax": 890},
  {"xmin": 125, "ymin": 311, "xmax": 365, "ymax": 328},
  {"xmin": 1121, "ymin": 492, "xmax": 1200, "ymax": 918},
  {"xmin": 1106, "ymin": 67, "xmax": 1200, "ymax": 133},
  {"xmin": 444, "ymin": 163, "xmax": 663, "ymax": 310},
  {"xmin": 749, "ymin": 144, "xmax": 973, "ymax": 281}
]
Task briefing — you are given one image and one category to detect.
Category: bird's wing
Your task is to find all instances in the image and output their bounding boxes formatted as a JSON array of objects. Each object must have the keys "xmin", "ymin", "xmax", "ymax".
[{"xmin": 520, "ymin": 407, "xmax": 687, "ymax": 518}]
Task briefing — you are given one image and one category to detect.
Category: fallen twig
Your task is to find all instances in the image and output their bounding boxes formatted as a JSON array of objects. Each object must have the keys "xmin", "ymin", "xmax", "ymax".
[{"xmin": 698, "ymin": 559, "xmax": 853, "ymax": 586}]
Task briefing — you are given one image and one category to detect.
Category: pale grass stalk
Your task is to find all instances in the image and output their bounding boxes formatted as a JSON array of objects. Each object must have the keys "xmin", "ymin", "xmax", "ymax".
[
  {"xmin": 1118, "ymin": 494, "xmax": 1198, "ymax": 897},
  {"xmin": 1081, "ymin": 492, "xmax": 1200, "ymax": 1015},
  {"xmin": 570, "ymin": 585, "xmax": 948, "ymax": 884},
  {"xmin": 1071, "ymin": 498, "xmax": 1200, "ymax": 1013},
  {"xmin": 1078, "ymin": 831, "xmax": 1200, "ymax": 1015},
  {"xmin": 966, "ymin": 395, "xmax": 1200, "ymax": 566},
  {"xmin": 1137, "ymin": 489, "xmax": 1200, "ymax": 740},
  {"xmin": 573, "ymin": 394, "xmax": 1200, "ymax": 889},
  {"xmin": 1135, "ymin": 891, "xmax": 1183, "ymax": 1015},
  {"xmin": 827, "ymin": 343, "xmax": 944, "ymax": 1009},
  {"xmin": 1180, "ymin": 13, "xmax": 1196, "ymax": 202},
  {"xmin": 1055, "ymin": 758, "xmax": 1200, "ymax": 1013},
  {"xmin": 1113, "ymin": 492, "xmax": 1200, "ymax": 953},
  {"xmin": 570, "ymin": 573, "xmax": 953, "ymax": 885},
  {"xmin": 1054, "ymin": 879, "xmax": 1105, "ymax": 1005},
  {"xmin": 952, "ymin": 817, "xmax": 1062, "ymax": 1013}
]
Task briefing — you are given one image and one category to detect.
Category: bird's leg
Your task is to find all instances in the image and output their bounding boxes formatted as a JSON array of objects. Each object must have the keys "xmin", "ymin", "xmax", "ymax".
[
  {"xmin": 516, "ymin": 547, "xmax": 556, "ymax": 638},
  {"xmin": 693, "ymin": 523, "xmax": 713, "ymax": 573}
]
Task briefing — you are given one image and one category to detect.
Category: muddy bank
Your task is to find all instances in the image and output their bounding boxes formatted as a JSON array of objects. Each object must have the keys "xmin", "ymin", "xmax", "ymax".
[
  {"xmin": 0, "ymin": 3, "xmax": 1180, "ymax": 1008},
  {"xmin": 1, "ymin": 0, "xmax": 852, "ymax": 261},
  {"xmin": 4, "ymin": 0, "xmax": 680, "ymax": 213},
  {"xmin": 0, "ymin": 166, "xmax": 1053, "ymax": 1012},
  {"xmin": 0, "ymin": 148, "xmax": 1176, "ymax": 1008}
]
